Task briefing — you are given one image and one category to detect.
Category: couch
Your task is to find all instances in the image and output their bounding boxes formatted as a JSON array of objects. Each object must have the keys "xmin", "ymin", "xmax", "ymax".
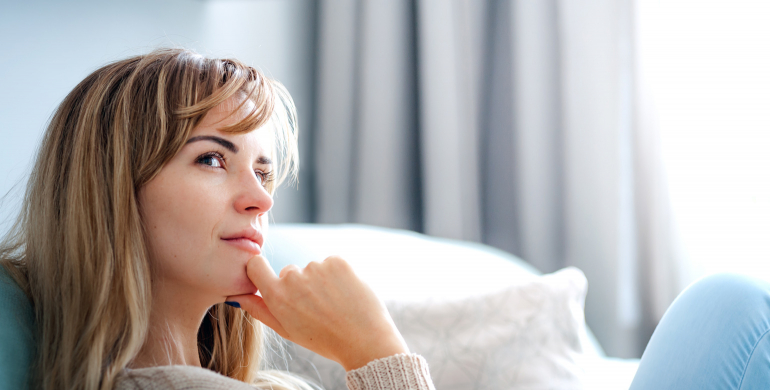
[
  {"xmin": 263, "ymin": 224, "xmax": 640, "ymax": 390},
  {"xmin": 0, "ymin": 223, "xmax": 640, "ymax": 389}
]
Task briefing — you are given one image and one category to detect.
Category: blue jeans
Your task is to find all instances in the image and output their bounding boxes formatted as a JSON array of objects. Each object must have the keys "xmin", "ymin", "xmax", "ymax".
[{"xmin": 630, "ymin": 274, "xmax": 770, "ymax": 389}]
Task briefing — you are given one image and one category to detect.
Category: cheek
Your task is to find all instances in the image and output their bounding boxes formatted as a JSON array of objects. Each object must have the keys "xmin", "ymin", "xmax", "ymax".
[{"xmin": 140, "ymin": 175, "xmax": 226, "ymax": 283}]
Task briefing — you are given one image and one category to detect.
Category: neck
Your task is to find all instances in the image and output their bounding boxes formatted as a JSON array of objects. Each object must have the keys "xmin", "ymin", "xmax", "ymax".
[{"xmin": 130, "ymin": 281, "xmax": 214, "ymax": 368}]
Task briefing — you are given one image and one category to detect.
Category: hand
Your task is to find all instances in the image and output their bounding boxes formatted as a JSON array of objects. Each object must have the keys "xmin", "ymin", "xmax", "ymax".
[{"xmin": 226, "ymin": 255, "xmax": 409, "ymax": 371}]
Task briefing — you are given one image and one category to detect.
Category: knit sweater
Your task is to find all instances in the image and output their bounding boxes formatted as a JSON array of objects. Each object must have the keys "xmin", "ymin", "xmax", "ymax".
[{"xmin": 115, "ymin": 353, "xmax": 435, "ymax": 390}]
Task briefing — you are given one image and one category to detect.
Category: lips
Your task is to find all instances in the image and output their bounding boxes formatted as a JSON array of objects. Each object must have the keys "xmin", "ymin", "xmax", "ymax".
[{"xmin": 221, "ymin": 228, "xmax": 264, "ymax": 255}]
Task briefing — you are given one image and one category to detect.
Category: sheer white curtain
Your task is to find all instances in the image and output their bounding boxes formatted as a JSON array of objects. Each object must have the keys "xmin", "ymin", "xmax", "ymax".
[{"xmin": 312, "ymin": 0, "xmax": 684, "ymax": 358}]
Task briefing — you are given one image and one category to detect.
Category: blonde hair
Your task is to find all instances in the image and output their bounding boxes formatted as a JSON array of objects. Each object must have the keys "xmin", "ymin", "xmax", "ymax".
[{"xmin": 0, "ymin": 49, "xmax": 313, "ymax": 390}]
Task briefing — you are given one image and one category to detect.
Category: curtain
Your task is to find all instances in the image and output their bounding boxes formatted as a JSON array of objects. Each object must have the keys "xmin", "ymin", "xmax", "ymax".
[{"xmin": 309, "ymin": 0, "xmax": 684, "ymax": 358}]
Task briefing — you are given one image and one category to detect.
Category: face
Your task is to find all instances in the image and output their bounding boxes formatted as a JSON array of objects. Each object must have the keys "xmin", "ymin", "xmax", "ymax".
[{"xmin": 139, "ymin": 98, "xmax": 274, "ymax": 303}]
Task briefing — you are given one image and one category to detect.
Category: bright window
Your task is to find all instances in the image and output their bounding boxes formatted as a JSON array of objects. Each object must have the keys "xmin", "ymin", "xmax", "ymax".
[{"xmin": 637, "ymin": 0, "xmax": 770, "ymax": 277}]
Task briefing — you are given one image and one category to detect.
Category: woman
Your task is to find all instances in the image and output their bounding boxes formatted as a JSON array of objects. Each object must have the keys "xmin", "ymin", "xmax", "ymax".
[
  {"xmin": 0, "ymin": 49, "xmax": 432, "ymax": 390},
  {"xmin": 3, "ymin": 48, "xmax": 770, "ymax": 390}
]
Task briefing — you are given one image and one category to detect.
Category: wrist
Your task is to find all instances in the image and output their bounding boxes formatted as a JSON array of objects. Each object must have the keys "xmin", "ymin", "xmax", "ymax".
[{"xmin": 341, "ymin": 337, "xmax": 410, "ymax": 371}]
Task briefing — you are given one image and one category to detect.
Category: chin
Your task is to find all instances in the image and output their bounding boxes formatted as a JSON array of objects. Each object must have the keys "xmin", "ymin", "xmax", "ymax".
[
  {"xmin": 231, "ymin": 276, "xmax": 259, "ymax": 295},
  {"xmin": 204, "ymin": 275, "xmax": 257, "ymax": 301}
]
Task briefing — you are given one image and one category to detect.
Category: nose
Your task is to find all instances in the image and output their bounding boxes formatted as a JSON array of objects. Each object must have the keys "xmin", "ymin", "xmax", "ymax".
[{"xmin": 233, "ymin": 170, "xmax": 274, "ymax": 217}]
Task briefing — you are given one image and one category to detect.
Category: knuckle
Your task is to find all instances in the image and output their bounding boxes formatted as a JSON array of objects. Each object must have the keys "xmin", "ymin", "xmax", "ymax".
[
  {"xmin": 279, "ymin": 264, "xmax": 301, "ymax": 278},
  {"xmin": 326, "ymin": 255, "xmax": 350, "ymax": 269},
  {"xmin": 304, "ymin": 260, "xmax": 320, "ymax": 271},
  {"xmin": 324, "ymin": 255, "xmax": 343, "ymax": 265}
]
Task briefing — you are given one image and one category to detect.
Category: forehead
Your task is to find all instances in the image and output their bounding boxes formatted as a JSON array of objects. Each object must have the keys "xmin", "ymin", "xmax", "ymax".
[
  {"xmin": 195, "ymin": 97, "xmax": 254, "ymax": 131},
  {"xmin": 191, "ymin": 99, "xmax": 275, "ymax": 150}
]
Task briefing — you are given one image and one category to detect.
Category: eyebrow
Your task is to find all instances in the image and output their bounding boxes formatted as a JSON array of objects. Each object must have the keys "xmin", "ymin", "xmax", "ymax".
[
  {"xmin": 256, "ymin": 156, "xmax": 273, "ymax": 165},
  {"xmin": 186, "ymin": 135, "xmax": 238, "ymax": 153},
  {"xmin": 186, "ymin": 135, "xmax": 273, "ymax": 165}
]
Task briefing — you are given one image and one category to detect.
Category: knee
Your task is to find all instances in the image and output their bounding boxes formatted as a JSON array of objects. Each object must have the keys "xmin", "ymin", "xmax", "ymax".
[
  {"xmin": 663, "ymin": 273, "xmax": 770, "ymax": 339},
  {"xmin": 678, "ymin": 273, "xmax": 770, "ymax": 315}
]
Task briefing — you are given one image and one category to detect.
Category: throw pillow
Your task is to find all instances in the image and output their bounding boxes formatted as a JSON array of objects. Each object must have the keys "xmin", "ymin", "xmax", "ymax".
[{"xmin": 267, "ymin": 267, "xmax": 588, "ymax": 390}]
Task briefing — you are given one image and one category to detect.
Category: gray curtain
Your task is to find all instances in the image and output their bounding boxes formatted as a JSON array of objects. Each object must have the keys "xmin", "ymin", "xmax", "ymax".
[{"xmin": 308, "ymin": 0, "xmax": 684, "ymax": 358}]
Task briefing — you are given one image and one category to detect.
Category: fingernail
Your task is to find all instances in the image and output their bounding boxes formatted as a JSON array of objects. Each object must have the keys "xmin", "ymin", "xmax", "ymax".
[{"xmin": 225, "ymin": 301, "xmax": 241, "ymax": 308}]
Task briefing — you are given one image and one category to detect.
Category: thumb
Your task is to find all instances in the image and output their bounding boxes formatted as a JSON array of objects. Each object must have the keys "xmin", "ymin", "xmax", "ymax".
[
  {"xmin": 245, "ymin": 255, "xmax": 279, "ymax": 295},
  {"xmin": 227, "ymin": 293, "xmax": 288, "ymax": 339}
]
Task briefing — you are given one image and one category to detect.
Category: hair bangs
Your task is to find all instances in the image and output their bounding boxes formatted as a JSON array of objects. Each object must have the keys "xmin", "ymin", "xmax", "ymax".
[{"xmin": 174, "ymin": 58, "xmax": 275, "ymax": 136}]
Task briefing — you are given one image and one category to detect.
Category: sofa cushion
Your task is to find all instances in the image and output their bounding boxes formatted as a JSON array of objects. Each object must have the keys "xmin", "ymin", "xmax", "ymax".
[{"xmin": 0, "ymin": 265, "xmax": 35, "ymax": 390}]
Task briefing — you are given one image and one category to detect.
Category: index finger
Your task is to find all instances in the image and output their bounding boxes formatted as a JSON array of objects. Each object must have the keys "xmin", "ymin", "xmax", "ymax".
[{"xmin": 245, "ymin": 255, "xmax": 279, "ymax": 293}]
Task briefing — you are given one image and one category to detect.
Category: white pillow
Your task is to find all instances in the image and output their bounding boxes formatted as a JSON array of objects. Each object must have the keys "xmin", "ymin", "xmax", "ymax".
[{"xmin": 269, "ymin": 267, "xmax": 588, "ymax": 390}]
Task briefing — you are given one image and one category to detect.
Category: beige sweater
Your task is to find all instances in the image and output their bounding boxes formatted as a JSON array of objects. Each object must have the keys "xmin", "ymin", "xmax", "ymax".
[{"xmin": 115, "ymin": 353, "xmax": 435, "ymax": 390}]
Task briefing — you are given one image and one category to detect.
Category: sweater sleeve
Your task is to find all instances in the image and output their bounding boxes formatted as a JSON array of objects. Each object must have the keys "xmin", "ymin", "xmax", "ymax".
[{"xmin": 345, "ymin": 354, "xmax": 435, "ymax": 390}]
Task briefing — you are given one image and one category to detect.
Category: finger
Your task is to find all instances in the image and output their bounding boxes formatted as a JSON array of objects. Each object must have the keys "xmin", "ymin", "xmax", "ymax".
[
  {"xmin": 245, "ymin": 255, "xmax": 279, "ymax": 293},
  {"xmin": 227, "ymin": 294, "xmax": 289, "ymax": 339}
]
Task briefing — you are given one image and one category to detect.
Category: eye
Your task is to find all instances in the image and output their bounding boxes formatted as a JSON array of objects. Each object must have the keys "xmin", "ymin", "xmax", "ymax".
[
  {"xmin": 254, "ymin": 169, "xmax": 274, "ymax": 187},
  {"xmin": 196, "ymin": 152, "xmax": 225, "ymax": 169}
]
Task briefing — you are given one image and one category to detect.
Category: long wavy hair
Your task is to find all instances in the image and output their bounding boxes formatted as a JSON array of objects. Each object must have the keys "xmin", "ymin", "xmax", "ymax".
[{"xmin": 0, "ymin": 49, "xmax": 312, "ymax": 390}]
